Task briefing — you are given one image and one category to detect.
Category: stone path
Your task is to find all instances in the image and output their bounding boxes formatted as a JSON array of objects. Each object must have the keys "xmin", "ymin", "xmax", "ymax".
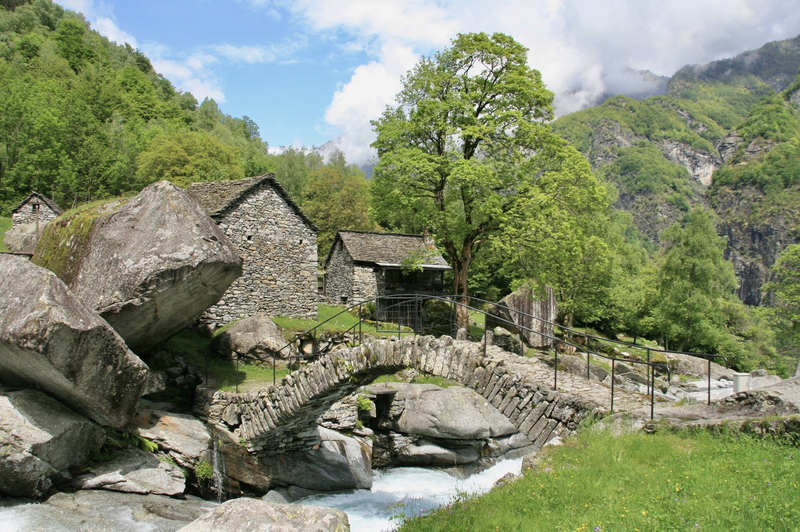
[{"xmin": 480, "ymin": 344, "xmax": 652, "ymax": 413}]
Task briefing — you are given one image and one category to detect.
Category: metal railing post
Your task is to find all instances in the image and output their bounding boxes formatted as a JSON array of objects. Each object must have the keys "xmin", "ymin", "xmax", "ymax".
[
  {"xmin": 707, "ymin": 359, "xmax": 712, "ymax": 405},
  {"xmin": 650, "ymin": 361, "xmax": 655, "ymax": 421},
  {"xmin": 553, "ymin": 341, "xmax": 559, "ymax": 391},
  {"xmin": 586, "ymin": 351, "xmax": 590, "ymax": 381},
  {"xmin": 273, "ymin": 352, "xmax": 276, "ymax": 387},
  {"xmin": 358, "ymin": 303, "xmax": 362, "ymax": 345},
  {"xmin": 610, "ymin": 359, "xmax": 615, "ymax": 414},
  {"xmin": 236, "ymin": 355, "xmax": 239, "ymax": 393},
  {"xmin": 646, "ymin": 349, "xmax": 651, "ymax": 397}
]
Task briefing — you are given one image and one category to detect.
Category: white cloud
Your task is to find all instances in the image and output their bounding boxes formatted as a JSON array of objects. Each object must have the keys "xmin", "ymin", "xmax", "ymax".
[
  {"xmin": 210, "ymin": 39, "xmax": 306, "ymax": 64},
  {"xmin": 55, "ymin": 0, "xmax": 800, "ymax": 166},
  {"xmin": 91, "ymin": 15, "xmax": 137, "ymax": 47},
  {"xmin": 301, "ymin": 0, "xmax": 800, "ymax": 164},
  {"xmin": 323, "ymin": 41, "xmax": 420, "ymax": 165},
  {"xmin": 151, "ymin": 52, "xmax": 225, "ymax": 102}
]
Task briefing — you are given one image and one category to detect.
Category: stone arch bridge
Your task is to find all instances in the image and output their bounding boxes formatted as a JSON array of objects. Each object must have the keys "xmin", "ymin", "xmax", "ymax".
[{"xmin": 195, "ymin": 335, "xmax": 647, "ymax": 455}]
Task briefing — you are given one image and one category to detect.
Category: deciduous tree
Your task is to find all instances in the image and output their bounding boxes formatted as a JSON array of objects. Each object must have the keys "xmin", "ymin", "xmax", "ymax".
[{"xmin": 371, "ymin": 32, "xmax": 603, "ymax": 327}]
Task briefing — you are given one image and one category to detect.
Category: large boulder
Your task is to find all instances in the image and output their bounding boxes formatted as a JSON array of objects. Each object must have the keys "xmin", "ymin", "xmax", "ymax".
[
  {"xmin": 212, "ymin": 426, "xmax": 272, "ymax": 497},
  {"xmin": 178, "ymin": 498, "xmax": 350, "ymax": 532},
  {"xmin": 212, "ymin": 314, "xmax": 288, "ymax": 363},
  {"xmin": 129, "ymin": 406, "xmax": 212, "ymax": 471},
  {"xmin": 0, "ymin": 255, "xmax": 150, "ymax": 427},
  {"xmin": 0, "ymin": 387, "xmax": 105, "ymax": 498},
  {"xmin": 32, "ymin": 181, "xmax": 243, "ymax": 353},
  {"xmin": 485, "ymin": 286, "xmax": 557, "ymax": 348},
  {"xmin": 261, "ymin": 428, "xmax": 372, "ymax": 491},
  {"xmin": 364, "ymin": 383, "xmax": 529, "ymax": 467},
  {"xmin": 2, "ymin": 222, "xmax": 38, "ymax": 254},
  {"xmin": 383, "ymin": 383, "xmax": 517, "ymax": 440}
]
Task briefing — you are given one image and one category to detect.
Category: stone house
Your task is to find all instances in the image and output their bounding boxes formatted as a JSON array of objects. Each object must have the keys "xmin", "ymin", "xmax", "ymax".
[
  {"xmin": 4, "ymin": 192, "xmax": 63, "ymax": 254},
  {"xmin": 186, "ymin": 174, "xmax": 318, "ymax": 326},
  {"xmin": 323, "ymin": 230, "xmax": 451, "ymax": 305}
]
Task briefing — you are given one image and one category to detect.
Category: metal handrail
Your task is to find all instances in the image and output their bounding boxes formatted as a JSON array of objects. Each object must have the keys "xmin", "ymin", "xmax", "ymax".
[
  {"xmin": 217, "ymin": 293, "xmax": 728, "ymax": 419},
  {"xmin": 447, "ymin": 294, "xmax": 729, "ymax": 406}
]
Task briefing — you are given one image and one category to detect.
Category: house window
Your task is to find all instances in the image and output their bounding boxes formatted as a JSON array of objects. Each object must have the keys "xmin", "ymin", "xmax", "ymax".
[{"xmin": 385, "ymin": 269, "xmax": 402, "ymax": 284}]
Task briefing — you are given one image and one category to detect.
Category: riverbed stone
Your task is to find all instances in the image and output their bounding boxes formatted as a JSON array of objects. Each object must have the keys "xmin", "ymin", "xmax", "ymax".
[
  {"xmin": 0, "ymin": 490, "xmax": 217, "ymax": 531},
  {"xmin": 129, "ymin": 405, "xmax": 211, "ymax": 470},
  {"xmin": 261, "ymin": 428, "xmax": 372, "ymax": 491},
  {"xmin": 0, "ymin": 255, "xmax": 149, "ymax": 428},
  {"xmin": 395, "ymin": 438, "xmax": 480, "ymax": 466},
  {"xmin": 178, "ymin": 498, "xmax": 350, "ymax": 532},
  {"xmin": 71, "ymin": 446, "xmax": 186, "ymax": 496},
  {"xmin": 0, "ymin": 387, "xmax": 105, "ymax": 498}
]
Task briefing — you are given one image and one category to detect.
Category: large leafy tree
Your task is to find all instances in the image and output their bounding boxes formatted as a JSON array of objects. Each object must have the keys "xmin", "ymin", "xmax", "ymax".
[{"xmin": 371, "ymin": 32, "xmax": 601, "ymax": 326}]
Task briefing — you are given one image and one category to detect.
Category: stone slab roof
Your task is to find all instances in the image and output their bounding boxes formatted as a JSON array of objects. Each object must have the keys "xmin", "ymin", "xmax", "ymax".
[
  {"xmin": 326, "ymin": 230, "xmax": 450, "ymax": 269},
  {"xmin": 11, "ymin": 192, "xmax": 62, "ymax": 216},
  {"xmin": 185, "ymin": 174, "xmax": 317, "ymax": 232}
]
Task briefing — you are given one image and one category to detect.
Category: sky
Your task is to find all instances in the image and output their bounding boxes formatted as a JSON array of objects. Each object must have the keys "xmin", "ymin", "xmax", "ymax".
[{"xmin": 55, "ymin": 0, "xmax": 800, "ymax": 167}]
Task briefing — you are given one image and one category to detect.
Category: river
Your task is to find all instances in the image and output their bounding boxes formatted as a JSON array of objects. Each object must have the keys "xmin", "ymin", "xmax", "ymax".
[{"xmin": 297, "ymin": 457, "xmax": 523, "ymax": 532}]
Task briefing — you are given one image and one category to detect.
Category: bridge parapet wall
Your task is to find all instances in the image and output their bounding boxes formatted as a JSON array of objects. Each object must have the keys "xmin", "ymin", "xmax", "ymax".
[{"xmin": 194, "ymin": 335, "xmax": 602, "ymax": 455}]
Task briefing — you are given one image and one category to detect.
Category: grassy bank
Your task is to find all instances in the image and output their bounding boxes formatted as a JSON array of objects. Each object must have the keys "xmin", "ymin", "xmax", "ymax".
[
  {"xmin": 397, "ymin": 427, "xmax": 800, "ymax": 531},
  {"xmin": 0, "ymin": 217, "xmax": 10, "ymax": 252}
]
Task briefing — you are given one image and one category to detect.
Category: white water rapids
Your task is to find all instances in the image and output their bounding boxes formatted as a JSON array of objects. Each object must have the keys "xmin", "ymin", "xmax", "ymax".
[{"xmin": 297, "ymin": 457, "xmax": 523, "ymax": 532}]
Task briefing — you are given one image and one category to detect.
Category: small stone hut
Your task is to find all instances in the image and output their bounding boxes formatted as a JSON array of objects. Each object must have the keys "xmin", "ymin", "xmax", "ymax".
[
  {"xmin": 186, "ymin": 174, "xmax": 318, "ymax": 326},
  {"xmin": 4, "ymin": 192, "xmax": 63, "ymax": 254},
  {"xmin": 324, "ymin": 230, "xmax": 451, "ymax": 305}
]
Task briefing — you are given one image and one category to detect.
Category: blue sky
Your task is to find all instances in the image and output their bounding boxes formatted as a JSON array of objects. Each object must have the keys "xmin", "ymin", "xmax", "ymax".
[{"xmin": 56, "ymin": 0, "xmax": 800, "ymax": 166}]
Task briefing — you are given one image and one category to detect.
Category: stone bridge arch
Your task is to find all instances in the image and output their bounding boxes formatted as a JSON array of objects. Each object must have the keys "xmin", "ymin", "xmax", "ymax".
[{"xmin": 195, "ymin": 335, "xmax": 602, "ymax": 455}]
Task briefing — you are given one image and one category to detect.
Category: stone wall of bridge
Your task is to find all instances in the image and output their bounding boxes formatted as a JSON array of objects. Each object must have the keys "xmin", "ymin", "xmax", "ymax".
[{"xmin": 194, "ymin": 335, "xmax": 603, "ymax": 455}]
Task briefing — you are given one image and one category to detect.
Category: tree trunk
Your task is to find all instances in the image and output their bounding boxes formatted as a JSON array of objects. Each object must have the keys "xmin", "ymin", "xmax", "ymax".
[{"xmin": 452, "ymin": 254, "xmax": 471, "ymax": 330}]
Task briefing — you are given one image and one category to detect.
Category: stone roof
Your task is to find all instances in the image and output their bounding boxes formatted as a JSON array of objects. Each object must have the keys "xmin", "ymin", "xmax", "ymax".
[
  {"xmin": 11, "ymin": 192, "xmax": 62, "ymax": 216},
  {"xmin": 185, "ymin": 174, "xmax": 317, "ymax": 231},
  {"xmin": 326, "ymin": 230, "xmax": 451, "ymax": 269}
]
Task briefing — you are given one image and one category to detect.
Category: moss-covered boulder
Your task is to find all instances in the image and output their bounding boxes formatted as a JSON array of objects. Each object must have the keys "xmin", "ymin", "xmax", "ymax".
[{"xmin": 32, "ymin": 181, "xmax": 243, "ymax": 353}]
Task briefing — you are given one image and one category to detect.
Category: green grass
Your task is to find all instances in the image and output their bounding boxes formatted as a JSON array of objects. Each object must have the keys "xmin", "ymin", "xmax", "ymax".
[
  {"xmin": 397, "ymin": 427, "xmax": 800, "ymax": 531},
  {"xmin": 0, "ymin": 217, "xmax": 10, "ymax": 252},
  {"xmin": 272, "ymin": 304, "xmax": 362, "ymax": 334},
  {"xmin": 156, "ymin": 330, "xmax": 290, "ymax": 392}
]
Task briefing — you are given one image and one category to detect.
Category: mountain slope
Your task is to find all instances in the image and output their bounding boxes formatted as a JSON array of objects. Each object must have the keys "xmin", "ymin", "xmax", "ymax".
[{"xmin": 553, "ymin": 34, "xmax": 800, "ymax": 306}]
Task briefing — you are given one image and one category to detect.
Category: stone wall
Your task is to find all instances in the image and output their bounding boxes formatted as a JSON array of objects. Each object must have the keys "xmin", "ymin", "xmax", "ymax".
[
  {"xmin": 202, "ymin": 186, "xmax": 317, "ymax": 325},
  {"xmin": 325, "ymin": 246, "xmax": 377, "ymax": 304},
  {"xmin": 195, "ymin": 335, "xmax": 599, "ymax": 455},
  {"xmin": 324, "ymin": 244, "xmax": 353, "ymax": 304},
  {"xmin": 352, "ymin": 265, "xmax": 377, "ymax": 302}
]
